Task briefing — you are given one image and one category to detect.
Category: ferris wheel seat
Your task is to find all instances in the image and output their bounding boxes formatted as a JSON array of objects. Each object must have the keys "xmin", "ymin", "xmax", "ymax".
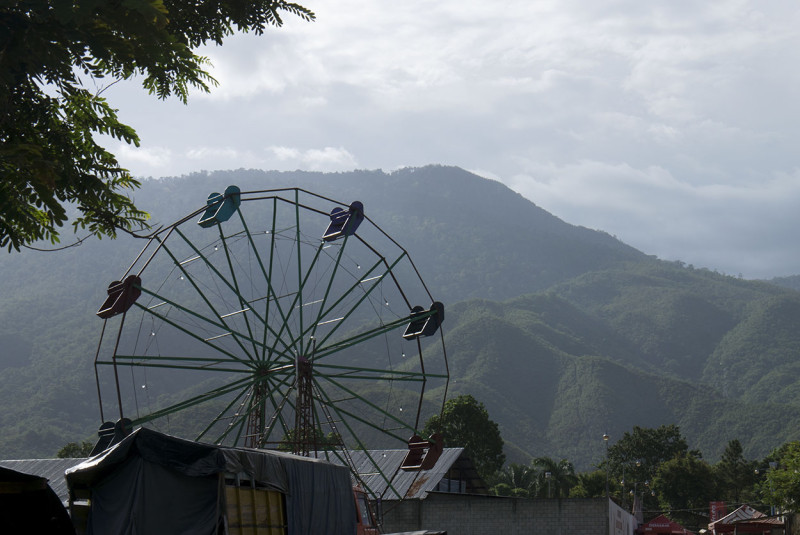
[
  {"xmin": 97, "ymin": 275, "xmax": 142, "ymax": 319},
  {"xmin": 402, "ymin": 302, "xmax": 445, "ymax": 340},
  {"xmin": 197, "ymin": 185, "xmax": 241, "ymax": 228},
  {"xmin": 322, "ymin": 201, "xmax": 364, "ymax": 241},
  {"xmin": 400, "ymin": 433, "xmax": 444, "ymax": 471},
  {"xmin": 90, "ymin": 418, "xmax": 133, "ymax": 456}
]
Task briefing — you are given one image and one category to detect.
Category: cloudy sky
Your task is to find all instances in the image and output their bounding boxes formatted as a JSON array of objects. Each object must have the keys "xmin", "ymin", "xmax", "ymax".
[{"xmin": 106, "ymin": 1, "xmax": 800, "ymax": 279}]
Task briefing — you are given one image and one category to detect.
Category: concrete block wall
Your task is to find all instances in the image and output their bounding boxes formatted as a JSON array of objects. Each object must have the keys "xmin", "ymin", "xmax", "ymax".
[{"xmin": 381, "ymin": 493, "xmax": 609, "ymax": 535}]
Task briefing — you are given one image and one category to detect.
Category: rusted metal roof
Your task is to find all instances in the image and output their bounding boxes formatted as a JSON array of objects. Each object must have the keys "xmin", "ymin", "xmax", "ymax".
[{"xmin": 0, "ymin": 458, "xmax": 86, "ymax": 504}]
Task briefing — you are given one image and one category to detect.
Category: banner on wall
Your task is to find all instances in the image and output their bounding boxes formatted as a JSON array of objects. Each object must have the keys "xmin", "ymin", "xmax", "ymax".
[
  {"xmin": 609, "ymin": 498, "xmax": 636, "ymax": 535},
  {"xmin": 710, "ymin": 501, "xmax": 726, "ymax": 522}
]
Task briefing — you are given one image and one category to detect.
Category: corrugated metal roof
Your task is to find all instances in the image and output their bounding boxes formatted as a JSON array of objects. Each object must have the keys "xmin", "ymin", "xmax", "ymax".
[
  {"xmin": 1, "ymin": 446, "xmax": 485, "ymax": 505},
  {"xmin": 0, "ymin": 458, "xmax": 86, "ymax": 504},
  {"xmin": 708, "ymin": 504, "xmax": 784, "ymax": 531},
  {"xmin": 314, "ymin": 447, "xmax": 486, "ymax": 501},
  {"xmin": 712, "ymin": 504, "xmax": 762, "ymax": 526}
]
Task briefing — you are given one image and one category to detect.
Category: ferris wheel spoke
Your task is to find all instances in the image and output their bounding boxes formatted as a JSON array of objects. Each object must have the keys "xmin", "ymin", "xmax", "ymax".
[
  {"xmin": 131, "ymin": 375, "xmax": 254, "ymax": 425},
  {"xmin": 195, "ymin": 384, "xmax": 253, "ymax": 442},
  {"xmin": 133, "ymin": 297, "xmax": 260, "ymax": 365},
  {"xmin": 313, "ymin": 376, "xmax": 413, "ymax": 443},
  {"xmin": 262, "ymin": 200, "xmax": 294, "ymax": 361},
  {"xmin": 217, "ymin": 224, "xmax": 262, "ymax": 360},
  {"xmin": 99, "ymin": 355, "xmax": 252, "ymax": 374},
  {"xmin": 155, "ymin": 234, "xmax": 260, "ymax": 359},
  {"xmin": 235, "ymin": 203, "xmax": 292, "ymax": 362},
  {"xmin": 312, "ymin": 380, "xmax": 404, "ymax": 500},
  {"xmin": 167, "ymin": 226, "xmax": 295, "ymax": 356},
  {"xmin": 313, "ymin": 253, "xmax": 407, "ymax": 351},
  {"xmin": 266, "ymin": 237, "xmax": 327, "ymax": 363},
  {"xmin": 313, "ymin": 363, "xmax": 444, "ymax": 382},
  {"xmin": 302, "ymin": 257, "xmax": 384, "ymax": 347},
  {"xmin": 260, "ymin": 374, "xmax": 299, "ymax": 447},
  {"xmin": 136, "ymin": 284, "xmax": 298, "ymax": 363},
  {"xmin": 305, "ymin": 234, "xmax": 352, "ymax": 343},
  {"xmin": 312, "ymin": 315, "xmax": 416, "ymax": 361},
  {"xmin": 211, "ymin": 387, "xmax": 261, "ymax": 445}
]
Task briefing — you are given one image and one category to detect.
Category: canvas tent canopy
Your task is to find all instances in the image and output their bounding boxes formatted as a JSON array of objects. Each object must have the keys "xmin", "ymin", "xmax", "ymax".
[{"xmin": 65, "ymin": 428, "xmax": 356, "ymax": 535}]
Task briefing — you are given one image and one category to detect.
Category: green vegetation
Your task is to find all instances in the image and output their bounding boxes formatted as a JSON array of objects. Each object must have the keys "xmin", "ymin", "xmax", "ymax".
[
  {"xmin": 1, "ymin": 1, "xmax": 313, "ymax": 250},
  {"xmin": 57, "ymin": 441, "xmax": 94, "ymax": 458},
  {"xmin": 424, "ymin": 394, "xmax": 505, "ymax": 480},
  {"xmin": 2, "ymin": 166, "xmax": 800, "ymax": 477},
  {"xmin": 485, "ymin": 425, "xmax": 794, "ymax": 534}
]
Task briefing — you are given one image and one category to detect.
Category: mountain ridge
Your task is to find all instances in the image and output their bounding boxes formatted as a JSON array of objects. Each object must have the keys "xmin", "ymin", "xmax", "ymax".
[{"xmin": 1, "ymin": 165, "xmax": 798, "ymax": 468}]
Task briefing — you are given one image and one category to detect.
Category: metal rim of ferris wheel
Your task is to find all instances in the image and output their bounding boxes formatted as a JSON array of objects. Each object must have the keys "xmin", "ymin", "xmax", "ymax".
[{"xmin": 92, "ymin": 186, "xmax": 449, "ymax": 500}]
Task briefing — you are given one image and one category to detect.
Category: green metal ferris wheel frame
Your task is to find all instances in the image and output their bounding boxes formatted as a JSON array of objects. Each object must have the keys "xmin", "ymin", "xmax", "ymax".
[{"xmin": 93, "ymin": 187, "xmax": 449, "ymax": 499}]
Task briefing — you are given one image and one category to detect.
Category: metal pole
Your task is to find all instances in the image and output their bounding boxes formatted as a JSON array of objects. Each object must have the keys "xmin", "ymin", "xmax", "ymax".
[{"xmin": 603, "ymin": 433, "xmax": 610, "ymax": 498}]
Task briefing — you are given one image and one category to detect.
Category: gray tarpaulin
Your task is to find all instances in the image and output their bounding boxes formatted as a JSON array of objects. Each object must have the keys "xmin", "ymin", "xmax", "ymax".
[{"xmin": 66, "ymin": 428, "xmax": 356, "ymax": 535}]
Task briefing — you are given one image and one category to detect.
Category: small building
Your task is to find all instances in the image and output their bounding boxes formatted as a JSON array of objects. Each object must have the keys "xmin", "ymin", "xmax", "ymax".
[
  {"xmin": 707, "ymin": 505, "xmax": 785, "ymax": 534},
  {"xmin": 341, "ymin": 447, "xmax": 487, "ymax": 501},
  {"xmin": 636, "ymin": 514, "xmax": 694, "ymax": 534}
]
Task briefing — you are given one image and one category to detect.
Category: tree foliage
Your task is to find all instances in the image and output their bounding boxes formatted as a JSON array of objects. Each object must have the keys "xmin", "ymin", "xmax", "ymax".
[
  {"xmin": 491, "ymin": 463, "xmax": 537, "ymax": 497},
  {"xmin": 532, "ymin": 456, "xmax": 577, "ymax": 498},
  {"xmin": 762, "ymin": 441, "xmax": 800, "ymax": 513},
  {"xmin": 569, "ymin": 470, "xmax": 607, "ymax": 498},
  {"xmin": 604, "ymin": 425, "xmax": 693, "ymax": 514},
  {"xmin": 0, "ymin": 0, "xmax": 314, "ymax": 250},
  {"xmin": 653, "ymin": 453, "xmax": 715, "ymax": 529},
  {"xmin": 423, "ymin": 394, "xmax": 505, "ymax": 480},
  {"xmin": 606, "ymin": 425, "xmax": 691, "ymax": 485},
  {"xmin": 56, "ymin": 440, "xmax": 94, "ymax": 458},
  {"xmin": 490, "ymin": 457, "xmax": 578, "ymax": 499},
  {"xmin": 714, "ymin": 439, "xmax": 759, "ymax": 504}
]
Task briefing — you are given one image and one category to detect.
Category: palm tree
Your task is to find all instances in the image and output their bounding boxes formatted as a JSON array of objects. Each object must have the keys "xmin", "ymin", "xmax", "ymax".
[
  {"xmin": 532, "ymin": 457, "xmax": 578, "ymax": 498},
  {"xmin": 491, "ymin": 463, "xmax": 538, "ymax": 497}
]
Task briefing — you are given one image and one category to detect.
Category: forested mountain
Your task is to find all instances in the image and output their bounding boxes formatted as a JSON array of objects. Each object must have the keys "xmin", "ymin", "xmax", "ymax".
[{"xmin": 1, "ymin": 166, "xmax": 799, "ymax": 468}]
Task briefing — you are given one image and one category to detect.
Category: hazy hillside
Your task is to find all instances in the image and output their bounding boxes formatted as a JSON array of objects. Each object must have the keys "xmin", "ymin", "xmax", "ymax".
[
  {"xmin": 769, "ymin": 275, "xmax": 800, "ymax": 292},
  {"xmin": 1, "ymin": 166, "xmax": 799, "ymax": 468},
  {"xmin": 442, "ymin": 293, "xmax": 800, "ymax": 467},
  {"xmin": 121, "ymin": 166, "xmax": 648, "ymax": 304}
]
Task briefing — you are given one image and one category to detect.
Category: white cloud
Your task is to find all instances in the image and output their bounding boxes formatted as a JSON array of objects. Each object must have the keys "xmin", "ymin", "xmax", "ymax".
[
  {"xmin": 108, "ymin": 0, "xmax": 800, "ymax": 278},
  {"xmin": 186, "ymin": 147, "xmax": 241, "ymax": 161},
  {"xmin": 266, "ymin": 146, "xmax": 358, "ymax": 171},
  {"xmin": 508, "ymin": 161, "xmax": 800, "ymax": 277},
  {"xmin": 115, "ymin": 144, "xmax": 172, "ymax": 170}
]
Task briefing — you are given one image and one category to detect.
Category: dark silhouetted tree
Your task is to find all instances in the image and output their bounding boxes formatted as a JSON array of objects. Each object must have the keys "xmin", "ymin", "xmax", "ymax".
[{"xmin": 423, "ymin": 394, "xmax": 505, "ymax": 480}]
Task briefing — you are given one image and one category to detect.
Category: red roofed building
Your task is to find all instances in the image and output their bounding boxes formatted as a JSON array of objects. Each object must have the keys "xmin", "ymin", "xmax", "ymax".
[
  {"xmin": 636, "ymin": 514, "xmax": 695, "ymax": 535},
  {"xmin": 707, "ymin": 505, "xmax": 784, "ymax": 534}
]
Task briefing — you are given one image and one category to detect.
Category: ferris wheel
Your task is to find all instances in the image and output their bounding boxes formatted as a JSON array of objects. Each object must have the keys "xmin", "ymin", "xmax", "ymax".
[{"xmin": 93, "ymin": 186, "xmax": 449, "ymax": 498}]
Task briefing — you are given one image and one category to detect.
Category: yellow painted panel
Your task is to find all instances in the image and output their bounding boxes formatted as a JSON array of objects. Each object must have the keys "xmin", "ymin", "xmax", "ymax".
[{"xmin": 226, "ymin": 486, "xmax": 287, "ymax": 535}]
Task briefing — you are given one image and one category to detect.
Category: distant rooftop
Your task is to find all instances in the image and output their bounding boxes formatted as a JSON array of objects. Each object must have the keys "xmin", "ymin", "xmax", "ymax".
[
  {"xmin": 0, "ymin": 446, "xmax": 486, "ymax": 505},
  {"xmin": 315, "ymin": 447, "xmax": 487, "ymax": 500},
  {"xmin": 0, "ymin": 458, "xmax": 86, "ymax": 504}
]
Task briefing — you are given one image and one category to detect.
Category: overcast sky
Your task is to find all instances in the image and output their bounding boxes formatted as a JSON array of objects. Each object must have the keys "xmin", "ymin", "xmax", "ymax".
[{"xmin": 106, "ymin": 1, "xmax": 800, "ymax": 279}]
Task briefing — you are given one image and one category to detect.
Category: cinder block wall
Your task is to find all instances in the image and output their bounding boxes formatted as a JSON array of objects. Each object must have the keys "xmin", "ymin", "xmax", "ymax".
[{"xmin": 380, "ymin": 493, "xmax": 608, "ymax": 535}]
